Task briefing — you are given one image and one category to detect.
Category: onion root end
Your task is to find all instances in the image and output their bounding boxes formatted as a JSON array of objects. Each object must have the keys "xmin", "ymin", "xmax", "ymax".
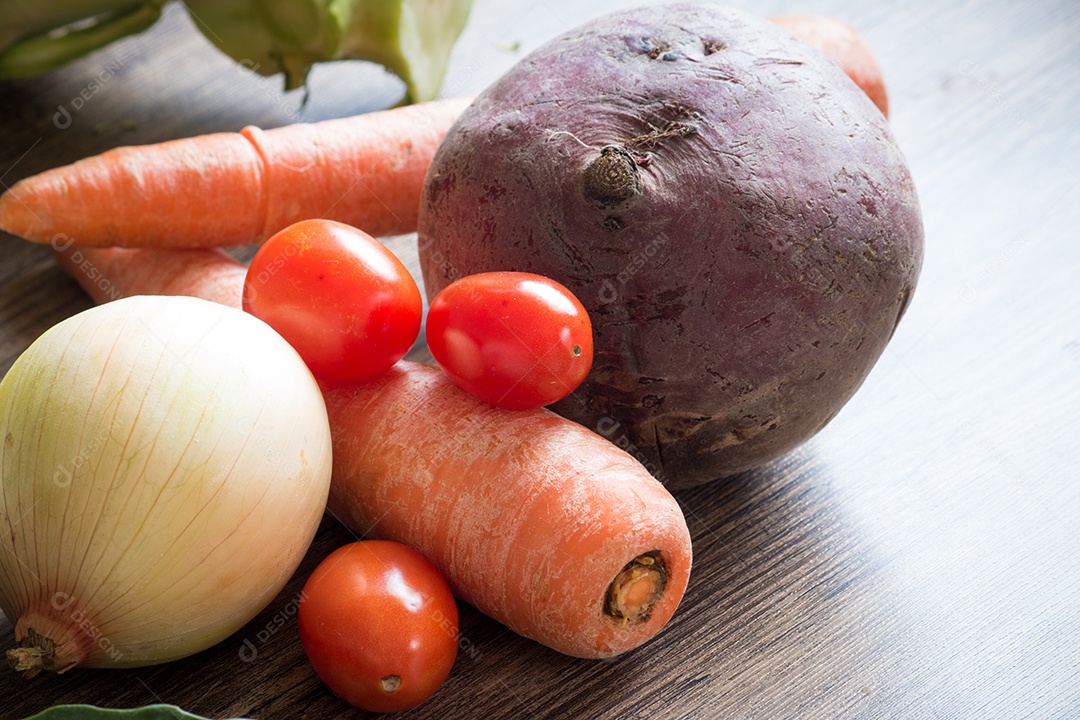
[{"xmin": 6, "ymin": 627, "xmax": 78, "ymax": 678}]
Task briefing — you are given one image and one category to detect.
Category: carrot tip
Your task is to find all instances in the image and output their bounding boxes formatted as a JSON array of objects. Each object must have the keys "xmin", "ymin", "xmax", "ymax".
[
  {"xmin": 604, "ymin": 551, "xmax": 668, "ymax": 625},
  {"xmin": 0, "ymin": 187, "xmax": 35, "ymax": 241}
]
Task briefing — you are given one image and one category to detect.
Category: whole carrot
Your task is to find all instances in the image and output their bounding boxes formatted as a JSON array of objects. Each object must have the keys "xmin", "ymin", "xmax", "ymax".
[
  {"xmin": 1, "ymin": 96, "xmax": 472, "ymax": 248},
  {"xmin": 324, "ymin": 363, "xmax": 692, "ymax": 658},
  {"xmin": 50, "ymin": 246, "xmax": 694, "ymax": 659},
  {"xmin": 770, "ymin": 15, "xmax": 889, "ymax": 117}
]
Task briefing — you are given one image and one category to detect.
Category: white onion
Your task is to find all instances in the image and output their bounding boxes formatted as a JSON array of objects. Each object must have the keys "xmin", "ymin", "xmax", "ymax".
[{"xmin": 0, "ymin": 295, "xmax": 332, "ymax": 675}]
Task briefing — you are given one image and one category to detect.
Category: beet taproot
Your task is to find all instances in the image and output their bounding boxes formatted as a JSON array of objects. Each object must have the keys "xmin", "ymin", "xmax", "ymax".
[{"xmin": 417, "ymin": 4, "xmax": 923, "ymax": 488}]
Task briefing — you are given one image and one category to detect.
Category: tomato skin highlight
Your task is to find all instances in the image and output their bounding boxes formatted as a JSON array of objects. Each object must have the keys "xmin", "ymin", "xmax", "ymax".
[
  {"xmin": 298, "ymin": 541, "xmax": 459, "ymax": 713},
  {"xmin": 243, "ymin": 219, "xmax": 422, "ymax": 387},
  {"xmin": 425, "ymin": 272, "xmax": 594, "ymax": 410}
]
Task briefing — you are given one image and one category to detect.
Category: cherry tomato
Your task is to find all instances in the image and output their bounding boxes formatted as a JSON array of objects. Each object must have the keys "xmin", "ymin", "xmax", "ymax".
[
  {"xmin": 298, "ymin": 540, "xmax": 459, "ymax": 713},
  {"xmin": 243, "ymin": 219, "xmax": 422, "ymax": 386},
  {"xmin": 425, "ymin": 272, "xmax": 593, "ymax": 410}
]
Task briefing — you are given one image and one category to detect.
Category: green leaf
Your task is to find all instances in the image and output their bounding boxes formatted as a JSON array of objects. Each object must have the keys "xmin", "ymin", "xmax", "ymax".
[
  {"xmin": 342, "ymin": 0, "xmax": 475, "ymax": 102},
  {"xmin": 0, "ymin": 3, "xmax": 164, "ymax": 79},
  {"xmin": 185, "ymin": 0, "xmax": 473, "ymax": 102},
  {"xmin": 22, "ymin": 704, "xmax": 251, "ymax": 720}
]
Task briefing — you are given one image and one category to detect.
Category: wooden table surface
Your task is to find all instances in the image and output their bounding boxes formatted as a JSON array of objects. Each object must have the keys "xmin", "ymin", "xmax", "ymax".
[{"xmin": 1, "ymin": 1, "xmax": 1077, "ymax": 718}]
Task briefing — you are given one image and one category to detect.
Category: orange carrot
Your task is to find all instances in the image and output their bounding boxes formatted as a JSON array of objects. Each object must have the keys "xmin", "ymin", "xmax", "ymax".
[
  {"xmin": 770, "ymin": 15, "xmax": 890, "ymax": 117},
  {"xmin": 1, "ymin": 96, "xmax": 472, "ymax": 248},
  {"xmin": 324, "ymin": 364, "xmax": 692, "ymax": 658},
  {"xmin": 51, "ymin": 246, "xmax": 694, "ymax": 659}
]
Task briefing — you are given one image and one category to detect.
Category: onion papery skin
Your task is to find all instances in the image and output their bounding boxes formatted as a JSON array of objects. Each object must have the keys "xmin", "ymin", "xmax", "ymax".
[{"xmin": 0, "ymin": 295, "xmax": 333, "ymax": 673}]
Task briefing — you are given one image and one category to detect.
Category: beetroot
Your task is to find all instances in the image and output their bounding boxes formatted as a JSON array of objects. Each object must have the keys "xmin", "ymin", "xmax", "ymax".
[{"xmin": 417, "ymin": 4, "xmax": 923, "ymax": 488}]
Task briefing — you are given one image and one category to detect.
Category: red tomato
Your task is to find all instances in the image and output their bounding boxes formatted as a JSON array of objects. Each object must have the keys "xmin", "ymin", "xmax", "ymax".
[
  {"xmin": 298, "ymin": 541, "xmax": 459, "ymax": 713},
  {"xmin": 425, "ymin": 272, "xmax": 593, "ymax": 410},
  {"xmin": 243, "ymin": 219, "xmax": 422, "ymax": 386}
]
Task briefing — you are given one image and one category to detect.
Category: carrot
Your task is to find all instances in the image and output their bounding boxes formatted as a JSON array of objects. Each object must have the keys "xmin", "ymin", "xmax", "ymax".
[
  {"xmin": 50, "ymin": 246, "xmax": 694, "ymax": 659},
  {"xmin": 324, "ymin": 364, "xmax": 692, "ymax": 658},
  {"xmin": 53, "ymin": 245, "xmax": 246, "ymax": 308},
  {"xmin": 770, "ymin": 15, "xmax": 890, "ymax": 117},
  {"xmin": 0, "ymin": 96, "xmax": 473, "ymax": 248}
]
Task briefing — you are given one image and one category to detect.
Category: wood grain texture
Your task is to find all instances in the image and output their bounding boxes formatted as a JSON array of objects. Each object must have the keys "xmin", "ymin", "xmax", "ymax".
[{"xmin": 1, "ymin": 1, "xmax": 1078, "ymax": 719}]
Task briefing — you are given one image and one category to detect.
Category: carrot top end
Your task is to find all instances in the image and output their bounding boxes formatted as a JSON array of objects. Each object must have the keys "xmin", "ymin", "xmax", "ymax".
[{"xmin": 604, "ymin": 551, "xmax": 668, "ymax": 626}]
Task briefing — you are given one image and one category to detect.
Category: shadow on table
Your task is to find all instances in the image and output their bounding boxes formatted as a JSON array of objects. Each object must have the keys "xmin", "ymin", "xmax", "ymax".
[{"xmin": 493, "ymin": 444, "xmax": 915, "ymax": 720}]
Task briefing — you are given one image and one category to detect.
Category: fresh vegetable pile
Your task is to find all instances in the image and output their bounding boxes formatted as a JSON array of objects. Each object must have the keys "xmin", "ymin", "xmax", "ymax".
[{"xmin": 0, "ymin": 3, "xmax": 923, "ymax": 716}]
